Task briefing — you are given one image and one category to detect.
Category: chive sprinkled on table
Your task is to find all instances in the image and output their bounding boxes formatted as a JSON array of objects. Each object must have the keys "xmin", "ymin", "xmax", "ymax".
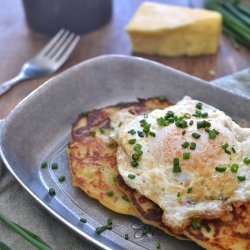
[
  {"xmin": 51, "ymin": 163, "xmax": 58, "ymax": 170},
  {"xmin": 48, "ymin": 188, "xmax": 56, "ymax": 196},
  {"xmin": 58, "ymin": 176, "xmax": 65, "ymax": 182},
  {"xmin": 125, "ymin": 233, "xmax": 129, "ymax": 240},
  {"xmin": 41, "ymin": 161, "xmax": 47, "ymax": 169},
  {"xmin": 156, "ymin": 241, "xmax": 161, "ymax": 249},
  {"xmin": 80, "ymin": 218, "xmax": 87, "ymax": 223}
]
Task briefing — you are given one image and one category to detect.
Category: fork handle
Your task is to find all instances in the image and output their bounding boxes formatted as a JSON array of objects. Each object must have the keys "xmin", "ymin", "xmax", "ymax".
[{"xmin": 0, "ymin": 74, "xmax": 27, "ymax": 96}]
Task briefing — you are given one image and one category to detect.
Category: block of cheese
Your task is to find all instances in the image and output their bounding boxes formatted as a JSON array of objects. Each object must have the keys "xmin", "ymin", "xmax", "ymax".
[{"xmin": 126, "ymin": 2, "xmax": 222, "ymax": 57}]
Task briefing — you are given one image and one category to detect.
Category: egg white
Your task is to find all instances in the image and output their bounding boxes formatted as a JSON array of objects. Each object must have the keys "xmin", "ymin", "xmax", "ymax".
[{"xmin": 110, "ymin": 96, "xmax": 250, "ymax": 232}]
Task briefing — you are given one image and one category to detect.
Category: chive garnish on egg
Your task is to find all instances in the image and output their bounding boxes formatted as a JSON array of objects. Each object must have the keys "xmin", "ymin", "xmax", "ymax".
[
  {"xmin": 106, "ymin": 190, "xmax": 114, "ymax": 196},
  {"xmin": 128, "ymin": 174, "xmax": 136, "ymax": 180},
  {"xmin": 190, "ymin": 142, "xmax": 196, "ymax": 150},
  {"xmin": 191, "ymin": 218, "xmax": 201, "ymax": 229},
  {"xmin": 173, "ymin": 158, "xmax": 181, "ymax": 173},
  {"xmin": 183, "ymin": 152, "xmax": 190, "ymax": 160},
  {"xmin": 128, "ymin": 139, "xmax": 136, "ymax": 145},
  {"xmin": 243, "ymin": 156, "xmax": 250, "ymax": 165},
  {"xmin": 196, "ymin": 102, "xmax": 202, "ymax": 110},
  {"xmin": 215, "ymin": 167, "xmax": 227, "ymax": 172},
  {"xmin": 237, "ymin": 176, "xmax": 246, "ymax": 182},
  {"xmin": 187, "ymin": 187, "xmax": 192, "ymax": 193},
  {"xmin": 192, "ymin": 132, "xmax": 201, "ymax": 139},
  {"xmin": 231, "ymin": 164, "xmax": 239, "ymax": 173},
  {"xmin": 128, "ymin": 129, "xmax": 136, "ymax": 135},
  {"xmin": 182, "ymin": 141, "xmax": 190, "ymax": 148}
]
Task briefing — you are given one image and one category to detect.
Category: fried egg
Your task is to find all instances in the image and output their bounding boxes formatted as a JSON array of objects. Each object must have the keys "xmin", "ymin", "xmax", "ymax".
[{"xmin": 110, "ymin": 96, "xmax": 250, "ymax": 232}]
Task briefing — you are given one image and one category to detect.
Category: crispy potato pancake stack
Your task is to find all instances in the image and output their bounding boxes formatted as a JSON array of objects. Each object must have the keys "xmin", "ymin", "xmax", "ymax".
[{"xmin": 67, "ymin": 97, "xmax": 250, "ymax": 249}]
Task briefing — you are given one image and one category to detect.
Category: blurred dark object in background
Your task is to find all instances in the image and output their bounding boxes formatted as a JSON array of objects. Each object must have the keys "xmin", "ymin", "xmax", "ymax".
[{"xmin": 22, "ymin": 0, "xmax": 112, "ymax": 35}]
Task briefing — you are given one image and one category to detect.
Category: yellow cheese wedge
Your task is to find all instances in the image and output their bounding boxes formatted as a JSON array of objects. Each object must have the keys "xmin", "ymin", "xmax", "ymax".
[{"xmin": 126, "ymin": 2, "xmax": 222, "ymax": 57}]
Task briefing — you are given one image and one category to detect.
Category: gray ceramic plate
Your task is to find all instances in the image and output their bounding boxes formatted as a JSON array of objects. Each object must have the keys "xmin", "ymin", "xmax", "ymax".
[{"xmin": 0, "ymin": 55, "xmax": 250, "ymax": 250}]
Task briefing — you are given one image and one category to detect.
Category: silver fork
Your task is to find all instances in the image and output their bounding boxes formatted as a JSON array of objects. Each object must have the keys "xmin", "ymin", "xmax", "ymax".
[{"xmin": 0, "ymin": 29, "xmax": 80, "ymax": 96}]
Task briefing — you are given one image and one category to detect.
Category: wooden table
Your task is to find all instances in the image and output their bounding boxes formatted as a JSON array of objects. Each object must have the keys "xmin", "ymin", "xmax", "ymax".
[{"xmin": 0, "ymin": 0, "xmax": 249, "ymax": 119}]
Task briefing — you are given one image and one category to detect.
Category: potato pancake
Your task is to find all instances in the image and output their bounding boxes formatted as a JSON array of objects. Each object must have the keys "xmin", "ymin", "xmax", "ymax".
[{"xmin": 67, "ymin": 97, "xmax": 170, "ymax": 216}]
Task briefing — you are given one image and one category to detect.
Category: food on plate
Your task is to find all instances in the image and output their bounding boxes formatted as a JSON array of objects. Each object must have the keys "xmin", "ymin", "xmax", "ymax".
[
  {"xmin": 112, "ymin": 96, "xmax": 250, "ymax": 233},
  {"xmin": 185, "ymin": 201, "xmax": 250, "ymax": 250},
  {"xmin": 67, "ymin": 97, "xmax": 171, "ymax": 216},
  {"xmin": 126, "ymin": 2, "xmax": 222, "ymax": 56},
  {"xmin": 67, "ymin": 96, "xmax": 250, "ymax": 249}
]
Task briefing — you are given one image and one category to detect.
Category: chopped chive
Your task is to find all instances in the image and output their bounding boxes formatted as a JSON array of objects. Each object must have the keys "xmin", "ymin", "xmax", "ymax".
[
  {"xmin": 215, "ymin": 167, "xmax": 227, "ymax": 172},
  {"xmin": 208, "ymin": 129, "xmax": 217, "ymax": 139},
  {"xmin": 80, "ymin": 218, "xmax": 87, "ymax": 223},
  {"xmin": 177, "ymin": 192, "xmax": 181, "ymax": 197},
  {"xmin": 190, "ymin": 142, "xmax": 196, "ymax": 150},
  {"xmin": 237, "ymin": 176, "xmax": 246, "ymax": 182},
  {"xmin": 182, "ymin": 141, "xmax": 190, "ymax": 148},
  {"xmin": 137, "ymin": 131, "xmax": 144, "ymax": 137},
  {"xmin": 175, "ymin": 119, "xmax": 188, "ymax": 128},
  {"xmin": 231, "ymin": 164, "xmax": 239, "ymax": 173},
  {"xmin": 157, "ymin": 117, "xmax": 167, "ymax": 126},
  {"xmin": 197, "ymin": 120, "xmax": 211, "ymax": 129},
  {"xmin": 191, "ymin": 218, "xmax": 201, "ymax": 229},
  {"xmin": 95, "ymin": 226, "xmax": 106, "ymax": 234},
  {"xmin": 221, "ymin": 143, "xmax": 229, "ymax": 150},
  {"xmin": 99, "ymin": 127, "xmax": 105, "ymax": 135},
  {"xmin": 183, "ymin": 152, "xmax": 190, "ymax": 160},
  {"xmin": 119, "ymin": 122, "xmax": 123, "ymax": 127},
  {"xmin": 58, "ymin": 176, "xmax": 65, "ymax": 182},
  {"xmin": 41, "ymin": 161, "xmax": 47, "ymax": 169},
  {"xmin": 125, "ymin": 233, "xmax": 129, "ymax": 240},
  {"xmin": 166, "ymin": 111, "xmax": 174, "ymax": 117},
  {"xmin": 243, "ymin": 156, "xmax": 250, "ymax": 165},
  {"xmin": 112, "ymin": 175, "xmax": 117, "ymax": 182},
  {"xmin": 134, "ymin": 144, "xmax": 142, "ymax": 152},
  {"xmin": 106, "ymin": 190, "xmax": 113, "ymax": 196},
  {"xmin": 201, "ymin": 112, "xmax": 208, "ymax": 118},
  {"xmin": 51, "ymin": 163, "xmax": 58, "ymax": 170},
  {"xmin": 89, "ymin": 131, "xmax": 96, "ymax": 137},
  {"xmin": 189, "ymin": 120, "xmax": 194, "ymax": 125},
  {"xmin": 187, "ymin": 187, "xmax": 192, "ymax": 193},
  {"xmin": 231, "ymin": 147, "xmax": 236, "ymax": 153},
  {"xmin": 140, "ymin": 119, "xmax": 147, "ymax": 126},
  {"xmin": 196, "ymin": 102, "xmax": 202, "ymax": 110},
  {"xmin": 173, "ymin": 158, "xmax": 181, "ymax": 173},
  {"xmin": 149, "ymin": 131, "xmax": 156, "ymax": 137},
  {"xmin": 81, "ymin": 111, "xmax": 89, "ymax": 117},
  {"xmin": 107, "ymin": 218, "xmax": 113, "ymax": 225},
  {"xmin": 157, "ymin": 96, "xmax": 166, "ymax": 102},
  {"xmin": 192, "ymin": 132, "xmax": 201, "ymax": 139},
  {"xmin": 156, "ymin": 241, "xmax": 161, "ymax": 249},
  {"xmin": 193, "ymin": 110, "xmax": 202, "ymax": 118},
  {"xmin": 128, "ymin": 174, "xmax": 136, "ymax": 180},
  {"xmin": 182, "ymin": 130, "xmax": 186, "ymax": 136},
  {"xmin": 225, "ymin": 149, "xmax": 231, "ymax": 155},
  {"xmin": 128, "ymin": 139, "xmax": 136, "ymax": 145},
  {"xmin": 128, "ymin": 129, "xmax": 136, "ymax": 135},
  {"xmin": 132, "ymin": 154, "xmax": 139, "ymax": 161},
  {"xmin": 48, "ymin": 188, "xmax": 56, "ymax": 196},
  {"xmin": 122, "ymin": 195, "xmax": 130, "ymax": 202},
  {"xmin": 131, "ymin": 161, "xmax": 139, "ymax": 168}
]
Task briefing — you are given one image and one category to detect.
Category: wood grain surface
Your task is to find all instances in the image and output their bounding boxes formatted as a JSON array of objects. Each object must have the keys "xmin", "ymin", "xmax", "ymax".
[{"xmin": 0, "ymin": 0, "xmax": 249, "ymax": 119}]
